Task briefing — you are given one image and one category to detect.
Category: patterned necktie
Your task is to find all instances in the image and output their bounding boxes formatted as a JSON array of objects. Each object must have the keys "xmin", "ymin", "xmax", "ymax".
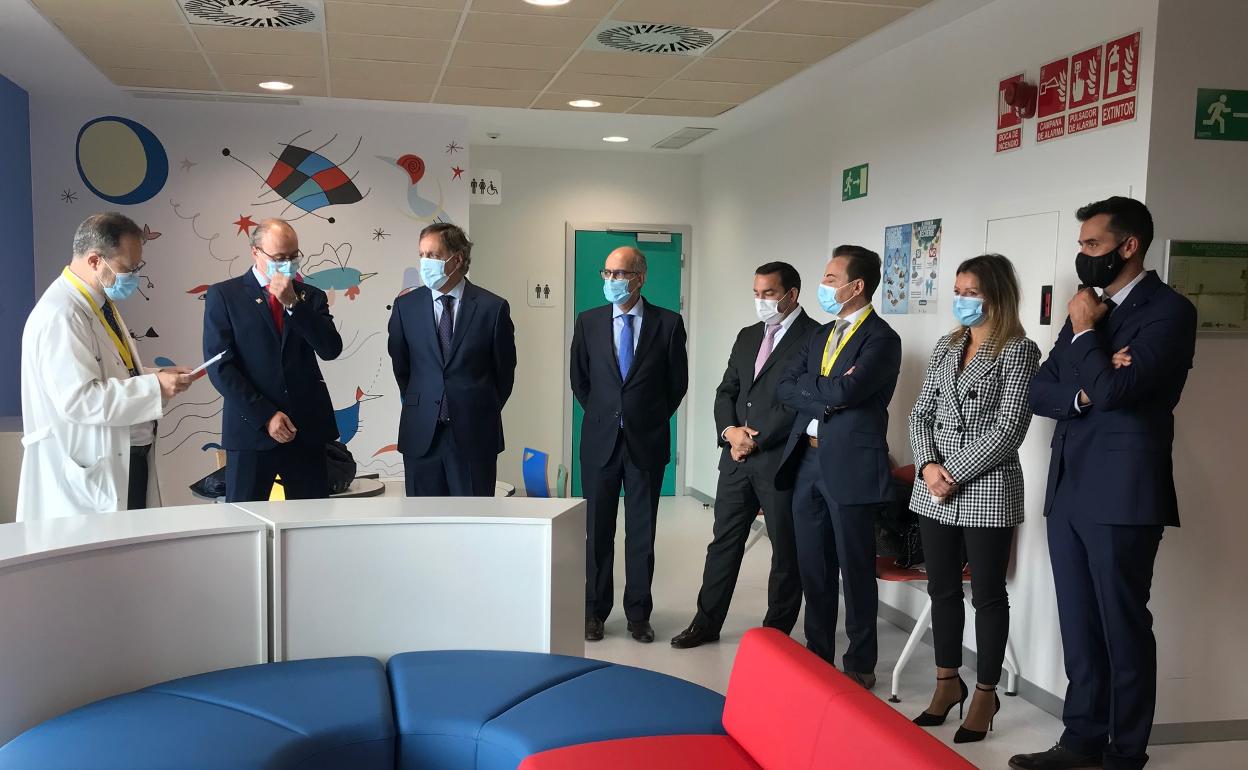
[
  {"xmin": 437, "ymin": 295, "xmax": 454, "ymax": 422},
  {"xmin": 754, "ymin": 323, "xmax": 782, "ymax": 379},
  {"xmin": 618, "ymin": 313, "xmax": 634, "ymax": 380},
  {"xmin": 832, "ymin": 319, "xmax": 850, "ymax": 350},
  {"xmin": 101, "ymin": 302, "xmax": 138, "ymax": 376}
]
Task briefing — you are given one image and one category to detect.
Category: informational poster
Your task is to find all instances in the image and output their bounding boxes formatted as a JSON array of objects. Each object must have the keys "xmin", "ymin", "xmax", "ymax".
[
  {"xmin": 1036, "ymin": 56, "xmax": 1069, "ymax": 143},
  {"xmin": 1067, "ymin": 44, "xmax": 1103, "ymax": 136},
  {"xmin": 882, "ymin": 218, "xmax": 942, "ymax": 315},
  {"xmin": 996, "ymin": 73, "xmax": 1025, "ymax": 153},
  {"xmin": 1166, "ymin": 240, "xmax": 1248, "ymax": 332}
]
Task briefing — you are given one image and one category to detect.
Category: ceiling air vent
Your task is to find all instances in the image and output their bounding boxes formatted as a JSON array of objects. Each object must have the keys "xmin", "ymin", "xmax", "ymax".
[
  {"xmin": 180, "ymin": 0, "xmax": 323, "ymax": 30},
  {"xmin": 653, "ymin": 127, "xmax": 717, "ymax": 150},
  {"xmin": 587, "ymin": 21, "xmax": 727, "ymax": 56}
]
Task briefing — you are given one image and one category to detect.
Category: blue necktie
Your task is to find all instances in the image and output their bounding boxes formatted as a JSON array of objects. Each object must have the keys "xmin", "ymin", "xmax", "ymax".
[
  {"xmin": 101, "ymin": 302, "xmax": 139, "ymax": 376},
  {"xmin": 618, "ymin": 313, "xmax": 634, "ymax": 380},
  {"xmin": 437, "ymin": 295, "xmax": 454, "ymax": 422}
]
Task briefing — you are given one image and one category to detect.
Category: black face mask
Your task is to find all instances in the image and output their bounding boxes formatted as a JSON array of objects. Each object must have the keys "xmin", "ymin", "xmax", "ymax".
[{"xmin": 1076, "ymin": 240, "xmax": 1127, "ymax": 288}]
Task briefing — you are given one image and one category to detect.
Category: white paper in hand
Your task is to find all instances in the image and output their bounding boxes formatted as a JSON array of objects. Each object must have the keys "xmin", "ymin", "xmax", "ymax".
[{"xmin": 190, "ymin": 350, "xmax": 226, "ymax": 378}]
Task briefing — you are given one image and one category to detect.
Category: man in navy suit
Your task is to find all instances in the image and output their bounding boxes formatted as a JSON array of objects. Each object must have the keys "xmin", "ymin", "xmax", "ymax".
[
  {"xmin": 1012, "ymin": 198, "xmax": 1197, "ymax": 770},
  {"xmin": 203, "ymin": 218, "xmax": 343, "ymax": 502},
  {"xmin": 572, "ymin": 246, "xmax": 688, "ymax": 644},
  {"xmin": 775, "ymin": 245, "xmax": 901, "ymax": 688},
  {"xmin": 387, "ymin": 223, "xmax": 516, "ymax": 497}
]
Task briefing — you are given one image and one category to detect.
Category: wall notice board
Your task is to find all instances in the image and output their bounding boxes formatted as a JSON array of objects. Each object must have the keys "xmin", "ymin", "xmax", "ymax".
[{"xmin": 1165, "ymin": 240, "xmax": 1248, "ymax": 332}]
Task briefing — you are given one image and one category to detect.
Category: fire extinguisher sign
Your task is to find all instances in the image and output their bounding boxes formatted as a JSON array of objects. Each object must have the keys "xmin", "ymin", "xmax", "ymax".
[{"xmin": 1101, "ymin": 32, "xmax": 1140, "ymax": 127}]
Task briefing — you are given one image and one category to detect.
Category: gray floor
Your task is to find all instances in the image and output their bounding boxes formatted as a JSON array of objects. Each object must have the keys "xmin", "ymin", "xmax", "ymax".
[{"xmin": 586, "ymin": 495, "xmax": 1243, "ymax": 770}]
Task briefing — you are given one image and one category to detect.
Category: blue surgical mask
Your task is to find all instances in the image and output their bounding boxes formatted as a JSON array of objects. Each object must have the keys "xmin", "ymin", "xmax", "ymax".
[
  {"xmin": 420, "ymin": 257, "xmax": 452, "ymax": 291},
  {"xmin": 818, "ymin": 283, "xmax": 846, "ymax": 315},
  {"xmin": 953, "ymin": 296, "xmax": 986, "ymax": 327},
  {"xmin": 102, "ymin": 260, "xmax": 140, "ymax": 301},
  {"xmin": 267, "ymin": 258, "xmax": 299, "ymax": 279},
  {"xmin": 603, "ymin": 278, "xmax": 633, "ymax": 305}
]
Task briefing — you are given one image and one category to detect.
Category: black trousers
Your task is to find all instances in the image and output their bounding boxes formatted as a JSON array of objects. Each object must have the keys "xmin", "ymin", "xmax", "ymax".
[
  {"xmin": 127, "ymin": 444, "xmax": 151, "ymax": 510},
  {"xmin": 692, "ymin": 459, "xmax": 802, "ymax": 634},
  {"xmin": 226, "ymin": 441, "xmax": 329, "ymax": 503},
  {"xmin": 1049, "ymin": 499, "xmax": 1162, "ymax": 770},
  {"xmin": 791, "ymin": 449, "xmax": 880, "ymax": 673},
  {"xmin": 916, "ymin": 515, "xmax": 1015, "ymax": 686},
  {"xmin": 583, "ymin": 436, "xmax": 664, "ymax": 623},
  {"xmin": 403, "ymin": 423, "xmax": 497, "ymax": 497}
]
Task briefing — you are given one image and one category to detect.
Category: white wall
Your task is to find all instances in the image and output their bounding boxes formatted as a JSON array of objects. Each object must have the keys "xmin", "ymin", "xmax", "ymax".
[
  {"xmin": 694, "ymin": 0, "xmax": 1161, "ymax": 707},
  {"xmin": 466, "ymin": 145, "xmax": 701, "ymax": 491},
  {"xmin": 1142, "ymin": 0, "xmax": 1248, "ymax": 727}
]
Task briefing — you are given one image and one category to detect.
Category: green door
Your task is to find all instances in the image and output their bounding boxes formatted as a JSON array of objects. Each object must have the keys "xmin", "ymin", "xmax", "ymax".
[{"xmin": 571, "ymin": 230, "xmax": 683, "ymax": 497}]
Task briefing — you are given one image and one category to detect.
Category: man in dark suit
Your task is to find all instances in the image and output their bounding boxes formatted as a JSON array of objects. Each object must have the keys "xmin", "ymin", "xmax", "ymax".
[
  {"xmin": 1012, "ymin": 198, "xmax": 1196, "ymax": 770},
  {"xmin": 671, "ymin": 262, "xmax": 818, "ymax": 649},
  {"xmin": 388, "ymin": 223, "xmax": 516, "ymax": 497},
  {"xmin": 203, "ymin": 218, "xmax": 343, "ymax": 502},
  {"xmin": 775, "ymin": 245, "xmax": 901, "ymax": 688},
  {"xmin": 572, "ymin": 246, "xmax": 688, "ymax": 644}
]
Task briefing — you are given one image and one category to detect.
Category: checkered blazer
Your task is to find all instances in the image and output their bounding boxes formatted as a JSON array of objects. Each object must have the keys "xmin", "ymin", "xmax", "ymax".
[{"xmin": 908, "ymin": 331, "xmax": 1040, "ymax": 527}]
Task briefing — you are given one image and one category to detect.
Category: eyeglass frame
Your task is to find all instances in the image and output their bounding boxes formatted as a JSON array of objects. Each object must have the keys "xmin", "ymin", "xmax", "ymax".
[
  {"xmin": 254, "ymin": 245, "xmax": 304, "ymax": 262},
  {"xmin": 600, "ymin": 269, "xmax": 641, "ymax": 280}
]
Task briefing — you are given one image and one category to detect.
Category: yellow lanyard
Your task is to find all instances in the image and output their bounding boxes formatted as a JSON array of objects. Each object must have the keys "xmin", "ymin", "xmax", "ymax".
[
  {"xmin": 62, "ymin": 267, "xmax": 136, "ymax": 373},
  {"xmin": 820, "ymin": 306, "xmax": 872, "ymax": 376}
]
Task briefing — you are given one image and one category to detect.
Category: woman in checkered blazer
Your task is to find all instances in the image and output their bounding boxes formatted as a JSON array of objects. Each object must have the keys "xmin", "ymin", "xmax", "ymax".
[{"xmin": 907, "ymin": 254, "xmax": 1040, "ymax": 744}]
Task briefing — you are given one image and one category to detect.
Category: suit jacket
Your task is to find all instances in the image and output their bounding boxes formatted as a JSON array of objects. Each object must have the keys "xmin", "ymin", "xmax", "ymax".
[
  {"xmin": 387, "ymin": 280, "xmax": 516, "ymax": 460},
  {"xmin": 203, "ymin": 271, "xmax": 342, "ymax": 451},
  {"xmin": 774, "ymin": 308, "xmax": 901, "ymax": 505},
  {"xmin": 714, "ymin": 309, "xmax": 821, "ymax": 480},
  {"xmin": 1029, "ymin": 271, "xmax": 1196, "ymax": 526},
  {"xmin": 570, "ymin": 300, "xmax": 688, "ymax": 470},
  {"xmin": 908, "ymin": 332, "xmax": 1041, "ymax": 527}
]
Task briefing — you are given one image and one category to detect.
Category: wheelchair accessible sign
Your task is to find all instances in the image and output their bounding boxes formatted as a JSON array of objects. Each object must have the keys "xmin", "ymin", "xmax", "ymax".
[{"xmin": 1196, "ymin": 89, "xmax": 1248, "ymax": 141}]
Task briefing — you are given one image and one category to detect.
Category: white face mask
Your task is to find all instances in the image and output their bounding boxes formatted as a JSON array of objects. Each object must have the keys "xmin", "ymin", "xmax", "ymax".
[{"xmin": 755, "ymin": 298, "xmax": 783, "ymax": 324}]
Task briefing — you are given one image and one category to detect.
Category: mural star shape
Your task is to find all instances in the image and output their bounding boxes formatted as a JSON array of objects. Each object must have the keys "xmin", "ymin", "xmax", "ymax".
[
  {"xmin": 234, "ymin": 215, "xmax": 257, "ymax": 236},
  {"xmin": 180, "ymin": 158, "xmax": 197, "ymax": 172},
  {"xmin": 445, "ymin": 141, "xmax": 463, "ymax": 154},
  {"xmin": 60, "ymin": 189, "xmax": 78, "ymax": 204},
  {"xmin": 372, "ymin": 228, "xmax": 389, "ymax": 241},
  {"xmin": 451, "ymin": 166, "xmax": 464, "ymax": 180}
]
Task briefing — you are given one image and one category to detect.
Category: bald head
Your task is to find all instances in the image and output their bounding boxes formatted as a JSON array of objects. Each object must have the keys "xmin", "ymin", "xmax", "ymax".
[
  {"xmin": 606, "ymin": 246, "xmax": 647, "ymax": 275},
  {"xmin": 250, "ymin": 218, "xmax": 300, "ymax": 274}
]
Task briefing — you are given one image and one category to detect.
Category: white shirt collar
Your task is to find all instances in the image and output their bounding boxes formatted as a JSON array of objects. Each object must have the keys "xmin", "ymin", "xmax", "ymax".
[
  {"xmin": 613, "ymin": 296, "xmax": 645, "ymax": 319},
  {"xmin": 837, "ymin": 303, "xmax": 873, "ymax": 325},
  {"xmin": 1107, "ymin": 270, "xmax": 1148, "ymax": 306},
  {"xmin": 434, "ymin": 279, "xmax": 467, "ymax": 302},
  {"xmin": 251, "ymin": 265, "xmax": 271, "ymax": 288}
]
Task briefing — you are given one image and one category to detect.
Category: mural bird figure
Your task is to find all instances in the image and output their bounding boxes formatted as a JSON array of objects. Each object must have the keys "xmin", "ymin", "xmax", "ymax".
[
  {"xmin": 334, "ymin": 386, "xmax": 382, "ymax": 444},
  {"xmin": 376, "ymin": 153, "xmax": 450, "ymax": 224}
]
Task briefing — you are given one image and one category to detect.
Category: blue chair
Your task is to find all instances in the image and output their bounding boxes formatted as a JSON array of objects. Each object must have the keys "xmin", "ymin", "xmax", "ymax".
[{"xmin": 522, "ymin": 448, "xmax": 551, "ymax": 497}]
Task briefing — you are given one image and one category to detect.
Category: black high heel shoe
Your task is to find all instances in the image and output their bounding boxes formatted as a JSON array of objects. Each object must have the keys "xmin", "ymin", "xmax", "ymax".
[
  {"xmin": 912, "ymin": 674, "xmax": 968, "ymax": 727},
  {"xmin": 953, "ymin": 684, "xmax": 1001, "ymax": 743}
]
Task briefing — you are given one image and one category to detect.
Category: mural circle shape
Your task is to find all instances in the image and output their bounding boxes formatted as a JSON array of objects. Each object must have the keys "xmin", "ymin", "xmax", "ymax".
[{"xmin": 76, "ymin": 116, "xmax": 169, "ymax": 205}]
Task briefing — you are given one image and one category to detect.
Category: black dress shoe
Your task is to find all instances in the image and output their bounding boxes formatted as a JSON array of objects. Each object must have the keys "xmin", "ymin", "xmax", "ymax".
[
  {"xmin": 627, "ymin": 620, "xmax": 655, "ymax": 643},
  {"xmin": 1009, "ymin": 744, "xmax": 1103, "ymax": 769},
  {"xmin": 845, "ymin": 671, "xmax": 877, "ymax": 691},
  {"xmin": 670, "ymin": 622, "xmax": 720, "ymax": 649},
  {"xmin": 584, "ymin": 617, "xmax": 604, "ymax": 642}
]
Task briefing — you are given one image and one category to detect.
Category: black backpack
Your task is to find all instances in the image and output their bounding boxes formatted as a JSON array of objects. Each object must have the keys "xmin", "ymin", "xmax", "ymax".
[{"xmin": 189, "ymin": 441, "xmax": 357, "ymax": 499}]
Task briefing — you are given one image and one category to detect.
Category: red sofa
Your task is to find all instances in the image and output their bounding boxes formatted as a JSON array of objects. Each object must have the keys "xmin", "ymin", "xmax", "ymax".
[{"xmin": 519, "ymin": 627, "xmax": 975, "ymax": 770}]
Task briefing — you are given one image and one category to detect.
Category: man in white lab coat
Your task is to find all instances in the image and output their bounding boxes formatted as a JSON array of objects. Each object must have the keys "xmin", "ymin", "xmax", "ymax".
[{"xmin": 17, "ymin": 213, "xmax": 193, "ymax": 520}]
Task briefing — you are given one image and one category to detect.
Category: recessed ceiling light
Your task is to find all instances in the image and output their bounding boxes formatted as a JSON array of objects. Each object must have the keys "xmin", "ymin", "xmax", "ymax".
[
  {"xmin": 568, "ymin": 99, "xmax": 602, "ymax": 109},
  {"xmin": 258, "ymin": 81, "xmax": 294, "ymax": 91},
  {"xmin": 602, "ymin": 136, "xmax": 629, "ymax": 143},
  {"xmin": 525, "ymin": 0, "xmax": 571, "ymax": 6}
]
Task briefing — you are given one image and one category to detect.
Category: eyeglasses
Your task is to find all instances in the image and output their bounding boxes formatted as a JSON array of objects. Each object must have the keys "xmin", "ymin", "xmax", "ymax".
[
  {"xmin": 103, "ymin": 258, "xmax": 146, "ymax": 276},
  {"xmin": 255, "ymin": 246, "xmax": 303, "ymax": 262},
  {"xmin": 600, "ymin": 269, "xmax": 640, "ymax": 280}
]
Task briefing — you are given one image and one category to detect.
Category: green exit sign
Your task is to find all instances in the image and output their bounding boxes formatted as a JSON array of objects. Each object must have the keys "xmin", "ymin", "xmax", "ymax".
[
  {"xmin": 842, "ymin": 163, "xmax": 869, "ymax": 201},
  {"xmin": 1196, "ymin": 88, "xmax": 1248, "ymax": 141}
]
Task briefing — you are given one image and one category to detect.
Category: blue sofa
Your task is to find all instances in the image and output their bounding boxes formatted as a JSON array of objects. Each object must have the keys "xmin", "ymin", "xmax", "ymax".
[{"xmin": 0, "ymin": 651, "xmax": 726, "ymax": 770}]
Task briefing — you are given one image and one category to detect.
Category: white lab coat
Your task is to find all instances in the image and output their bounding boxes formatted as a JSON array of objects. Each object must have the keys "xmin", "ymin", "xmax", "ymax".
[{"xmin": 17, "ymin": 274, "xmax": 164, "ymax": 521}]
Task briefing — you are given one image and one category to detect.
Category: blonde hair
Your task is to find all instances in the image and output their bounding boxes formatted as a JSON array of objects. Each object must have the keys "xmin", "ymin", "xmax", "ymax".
[{"xmin": 948, "ymin": 253, "xmax": 1026, "ymax": 357}]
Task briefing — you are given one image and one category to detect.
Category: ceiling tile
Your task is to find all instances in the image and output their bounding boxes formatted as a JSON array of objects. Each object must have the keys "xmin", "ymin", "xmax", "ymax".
[
  {"xmin": 77, "ymin": 46, "xmax": 210, "ymax": 72},
  {"xmin": 207, "ymin": 52, "xmax": 324, "ymax": 77},
  {"xmin": 564, "ymin": 50, "xmax": 688, "ymax": 78},
  {"xmin": 630, "ymin": 98, "xmax": 736, "ymax": 117},
  {"xmin": 328, "ymin": 0, "xmax": 466, "ymax": 8},
  {"xmin": 442, "ymin": 66, "xmax": 554, "ymax": 91},
  {"xmin": 651, "ymin": 79, "xmax": 766, "ymax": 103},
  {"xmin": 678, "ymin": 57, "xmax": 803, "ymax": 85},
  {"xmin": 746, "ymin": 1, "xmax": 911, "ymax": 37},
  {"xmin": 532, "ymin": 92, "xmax": 641, "ymax": 112},
  {"xmin": 328, "ymin": 33, "xmax": 450, "ymax": 64},
  {"xmin": 104, "ymin": 68, "xmax": 221, "ymax": 91},
  {"xmin": 194, "ymin": 27, "xmax": 323, "ymax": 55},
  {"xmin": 470, "ymin": 0, "xmax": 616, "ymax": 18},
  {"xmin": 549, "ymin": 71, "xmax": 663, "ymax": 98},
  {"xmin": 434, "ymin": 86, "xmax": 540, "ymax": 108},
  {"xmin": 55, "ymin": 20, "xmax": 197, "ymax": 50},
  {"xmin": 449, "ymin": 41, "xmax": 573, "ymax": 70},
  {"xmin": 330, "ymin": 58, "xmax": 442, "ymax": 83},
  {"xmin": 325, "ymin": 1, "xmax": 462, "ymax": 38},
  {"xmin": 614, "ymin": 0, "xmax": 773, "ymax": 29},
  {"xmin": 710, "ymin": 30, "xmax": 854, "ymax": 63},
  {"xmin": 331, "ymin": 79, "xmax": 436, "ymax": 102},
  {"xmin": 35, "ymin": 0, "xmax": 184, "ymax": 24},
  {"xmin": 220, "ymin": 74, "xmax": 327, "ymax": 96},
  {"xmin": 460, "ymin": 12, "xmax": 597, "ymax": 47}
]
